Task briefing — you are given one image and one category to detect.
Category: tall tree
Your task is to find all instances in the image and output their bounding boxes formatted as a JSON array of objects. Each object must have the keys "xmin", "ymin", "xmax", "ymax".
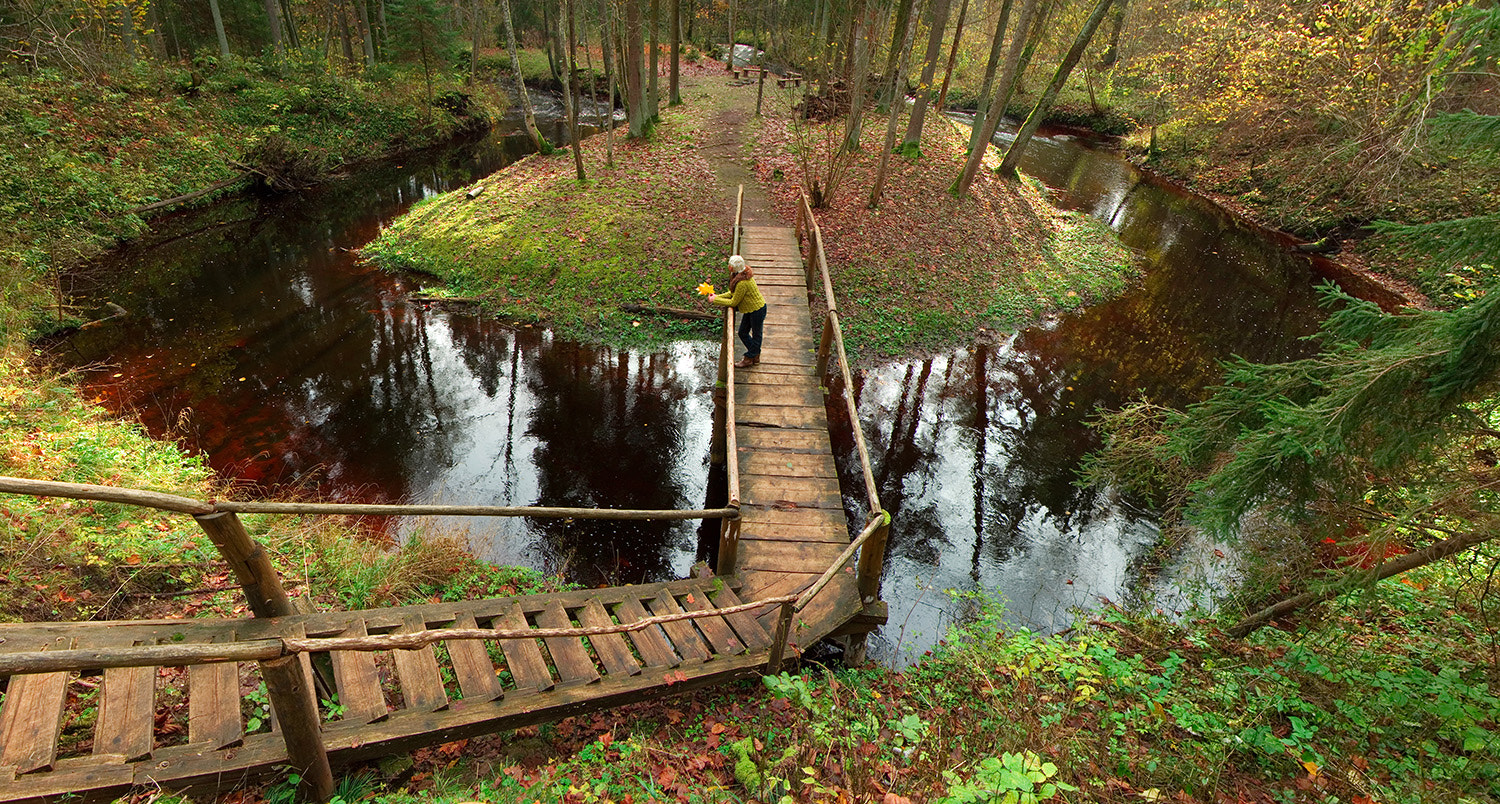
[
  {"xmin": 624, "ymin": 0, "xmax": 647, "ymax": 135},
  {"xmin": 599, "ymin": 0, "xmax": 618, "ymax": 164},
  {"xmin": 354, "ymin": 0, "xmax": 377, "ymax": 65},
  {"xmin": 469, "ymin": 0, "xmax": 482, "ymax": 84},
  {"xmin": 932, "ymin": 0, "xmax": 967, "ymax": 114},
  {"xmin": 500, "ymin": 0, "xmax": 547, "ymax": 150},
  {"xmin": 877, "ymin": 0, "xmax": 914, "ymax": 107},
  {"xmin": 951, "ymin": 0, "xmax": 1041, "ymax": 197},
  {"xmin": 996, "ymin": 0, "xmax": 1116, "ymax": 176},
  {"xmin": 263, "ymin": 0, "xmax": 285, "ymax": 53},
  {"xmin": 209, "ymin": 0, "xmax": 232, "ymax": 57},
  {"xmin": 869, "ymin": 0, "xmax": 920, "ymax": 207},
  {"xmin": 966, "ymin": 0, "xmax": 1013, "ymax": 152},
  {"xmin": 900, "ymin": 0, "xmax": 952, "ymax": 151},
  {"xmin": 842, "ymin": 0, "xmax": 877, "ymax": 151},
  {"xmin": 668, "ymin": 0, "xmax": 680, "ymax": 104},
  {"xmin": 563, "ymin": 0, "xmax": 586, "ymax": 179},
  {"xmin": 724, "ymin": 0, "xmax": 735, "ymax": 69},
  {"xmin": 647, "ymin": 0, "xmax": 660, "ymax": 118}
]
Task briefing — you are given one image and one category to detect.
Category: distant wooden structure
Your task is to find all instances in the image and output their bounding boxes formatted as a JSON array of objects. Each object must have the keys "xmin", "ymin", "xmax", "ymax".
[{"xmin": 0, "ymin": 188, "xmax": 887, "ymax": 803}]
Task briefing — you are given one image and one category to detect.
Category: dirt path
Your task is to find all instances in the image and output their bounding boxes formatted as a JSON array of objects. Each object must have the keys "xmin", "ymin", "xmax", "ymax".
[{"xmin": 695, "ymin": 84, "xmax": 781, "ymax": 228}]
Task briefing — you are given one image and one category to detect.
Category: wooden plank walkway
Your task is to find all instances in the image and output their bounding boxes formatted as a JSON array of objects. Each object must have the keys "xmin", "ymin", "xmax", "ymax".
[
  {"xmin": 733, "ymin": 225, "xmax": 864, "ymax": 640},
  {"xmin": 0, "ymin": 222, "xmax": 882, "ymax": 804}
]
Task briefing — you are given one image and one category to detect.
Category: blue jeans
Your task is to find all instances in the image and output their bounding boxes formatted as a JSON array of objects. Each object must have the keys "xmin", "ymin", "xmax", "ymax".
[{"xmin": 738, "ymin": 306, "xmax": 767, "ymax": 358}]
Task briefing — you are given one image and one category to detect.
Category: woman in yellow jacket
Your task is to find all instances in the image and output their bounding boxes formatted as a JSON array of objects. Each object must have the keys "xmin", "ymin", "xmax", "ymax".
[{"xmin": 710, "ymin": 254, "xmax": 768, "ymax": 368}]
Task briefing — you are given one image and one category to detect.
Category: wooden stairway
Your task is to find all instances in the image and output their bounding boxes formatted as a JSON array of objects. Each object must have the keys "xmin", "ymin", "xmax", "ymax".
[{"xmin": 0, "ymin": 577, "xmax": 785, "ymax": 802}]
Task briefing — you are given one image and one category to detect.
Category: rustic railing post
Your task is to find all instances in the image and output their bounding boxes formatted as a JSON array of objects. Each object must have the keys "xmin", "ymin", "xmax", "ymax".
[
  {"xmin": 855, "ymin": 510, "xmax": 891, "ymax": 604},
  {"xmin": 260, "ymin": 655, "xmax": 335, "ymax": 801},
  {"xmin": 194, "ymin": 512, "xmax": 332, "ymax": 802},
  {"xmin": 766, "ymin": 600, "xmax": 796, "ymax": 671},
  {"xmin": 716, "ymin": 505, "xmax": 741, "ymax": 576},
  {"xmin": 814, "ymin": 315, "xmax": 834, "ymax": 379},
  {"xmin": 755, "ymin": 68, "xmax": 766, "ymax": 116},
  {"xmin": 193, "ymin": 511, "xmax": 294, "ymax": 619}
]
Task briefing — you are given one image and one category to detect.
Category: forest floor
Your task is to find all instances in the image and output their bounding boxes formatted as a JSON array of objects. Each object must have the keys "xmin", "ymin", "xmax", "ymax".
[{"xmin": 364, "ymin": 62, "xmax": 1137, "ymax": 361}]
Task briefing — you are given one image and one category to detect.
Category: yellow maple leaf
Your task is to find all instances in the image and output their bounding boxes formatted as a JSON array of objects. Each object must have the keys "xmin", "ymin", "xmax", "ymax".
[{"xmin": 697, "ymin": 282, "xmax": 715, "ymax": 296}]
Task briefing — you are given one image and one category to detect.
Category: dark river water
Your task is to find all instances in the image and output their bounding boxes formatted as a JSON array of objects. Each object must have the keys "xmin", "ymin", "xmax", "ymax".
[{"xmin": 55, "ymin": 102, "xmax": 1349, "ymax": 664}]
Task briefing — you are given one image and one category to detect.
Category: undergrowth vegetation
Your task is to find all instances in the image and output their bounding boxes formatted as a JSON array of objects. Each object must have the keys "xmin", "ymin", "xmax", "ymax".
[{"xmin": 265, "ymin": 560, "xmax": 1496, "ymax": 804}]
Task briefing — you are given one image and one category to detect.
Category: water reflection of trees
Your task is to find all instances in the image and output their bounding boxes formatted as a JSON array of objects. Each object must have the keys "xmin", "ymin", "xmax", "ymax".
[
  {"xmin": 522, "ymin": 341, "xmax": 698, "ymax": 585},
  {"xmin": 857, "ymin": 230, "xmax": 1329, "ymax": 630}
]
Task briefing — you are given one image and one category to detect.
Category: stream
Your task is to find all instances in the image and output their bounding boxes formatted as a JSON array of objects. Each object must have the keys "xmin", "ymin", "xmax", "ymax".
[{"xmin": 55, "ymin": 99, "xmax": 1342, "ymax": 664}]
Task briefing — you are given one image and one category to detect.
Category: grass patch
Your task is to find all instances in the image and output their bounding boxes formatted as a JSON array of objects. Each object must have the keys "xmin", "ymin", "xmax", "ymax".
[{"xmin": 364, "ymin": 68, "xmax": 732, "ymax": 347}]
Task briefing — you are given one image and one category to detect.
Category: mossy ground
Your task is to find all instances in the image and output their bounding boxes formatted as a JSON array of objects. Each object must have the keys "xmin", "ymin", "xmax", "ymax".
[{"xmin": 365, "ymin": 65, "xmax": 1137, "ymax": 359}]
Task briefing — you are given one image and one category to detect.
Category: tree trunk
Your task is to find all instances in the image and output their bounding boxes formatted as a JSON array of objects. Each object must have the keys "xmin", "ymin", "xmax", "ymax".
[
  {"xmin": 121, "ymin": 1, "xmax": 135, "ymax": 63},
  {"xmin": 340, "ymin": 0, "xmax": 356, "ymax": 63},
  {"xmin": 686, "ymin": 0, "xmax": 693, "ymax": 42},
  {"xmin": 542, "ymin": 2, "xmax": 560, "ymax": 82},
  {"xmin": 842, "ymin": 0, "xmax": 875, "ymax": 151},
  {"xmin": 669, "ymin": 0, "xmax": 681, "ymax": 105},
  {"xmin": 602, "ymin": 0, "xmax": 618, "ymax": 165},
  {"xmin": 966, "ymin": 0, "xmax": 1013, "ymax": 152},
  {"xmin": 878, "ymin": 0, "xmax": 914, "ymax": 108},
  {"xmin": 145, "ymin": 0, "xmax": 168, "ymax": 59},
  {"xmin": 264, "ymin": 0, "xmax": 284, "ymax": 53},
  {"xmin": 933, "ymin": 0, "xmax": 968, "ymax": 114},
  {"xmin": 648, "ymin": 0, "xmax": 660, "ymax": 119},
  {"xmin": 469, "ymin": 0, "xmax": 481, "ymax": 84},
  {"xmin": 996, "ymin": 0, "xmax": 1116, "ymax": 177},
  {"xmin": 625, "ymin": 0, "xmax": 647, "ymax": 136},
  {"xmin": 869, "ymin": 0, "xmax": 920, "ymax": 207},
  {"xmin": 901, "ymin": 0, "xmax": 952, "ymax": 151},
  {"xmin": 280, "ymin": 0, "xmax": 300, "ymax": 49},
  {"xmin": 725, "ymin": 0, "xmax": 735, "ymax": 69},
  {"xmin": 564, "ymin": 0, "xmax": 586, "ymax": 180},
  {"xmin": 209, "ymin": 0, "xmax": 232, "ymax": 57},
  {"xmin": 354, "ymin": 0, "xmax": 376, "ymax": 65},
  {"xmin": 501, "ymin": 0, "xmax": 547, "ymax": 151},
  {"xmin": 1096, "ymin": 0, "xmax": 1127, "ymax": 68},
  {"xmin": 952, "ymin": 0, "xmax": 1040, "ymax": 197}
]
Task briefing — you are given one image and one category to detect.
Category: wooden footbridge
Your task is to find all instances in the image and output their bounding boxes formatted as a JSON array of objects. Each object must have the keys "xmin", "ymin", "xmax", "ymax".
[{"xmin": 0, "ymin": 190, "xmax": 888, "ymax": 802}]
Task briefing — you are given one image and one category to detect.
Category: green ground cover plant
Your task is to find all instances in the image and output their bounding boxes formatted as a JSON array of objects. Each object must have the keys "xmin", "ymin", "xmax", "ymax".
[{"xmin": 262, "ymin": 555, "xmax": 1493, "ymax": 804}]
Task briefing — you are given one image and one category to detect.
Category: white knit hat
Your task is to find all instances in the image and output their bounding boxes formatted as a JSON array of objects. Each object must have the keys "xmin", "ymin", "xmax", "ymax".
[{"xmin": 729, "ymin": 255, "xmax": 747, "ymax": 271}]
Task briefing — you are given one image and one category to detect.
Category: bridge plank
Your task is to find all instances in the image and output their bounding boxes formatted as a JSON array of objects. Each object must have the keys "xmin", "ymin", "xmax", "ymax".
[
  {"xmin": 680, "ymin": 587, "xmax": 744, "ymax": 655},
  {"xmin": 613, "ymin": 597, "xmax": 680, "ymax": 669},
  {"xmin": 535, "ymin": 603, "xmax": 601, "ymax": 686},
  {"xmin": 646, "ymin": 591, "xmax": 711, "ymax": 662},
  {"xmin": 188, "ymin": 655, "xmax": 244, "ymax": 749},
  {"xmin": 392, "ymin": 615, "xmax": 448, "ymax": 712},
  {"xmin": 447, "ymin": 612, "xmax": 502, "ymax": 704},
  {"xmin": 494, "ymin": 603, "xmax": 554, "ymax": 692},
  {"xmin": 707, "ymin": 585, "xmax": 773, "ymax": 651},
  {"xmin": 738, "ymin": 524, "xmax": 850, "ymax": 544},
  {"xmin": 576, "ymin": 600, "xmax": 641, "ymax": 678},
  {"xmin": 93, "ymin": 661, "xmax": 155, "ymax": 762},
  {"xmin": 741, "ymin": 452, "xmax": 838, "ymax": 478},
  {"xmin": 738, "ymin": 428, "xmax": 834, "ymax": 452},
  {"xmin": 329, "ymin": 619, "xmax": 388, "ymax": 724},
  {"xmin": 0, "ymin": 636, "xmax": 73, "ymax": 773}
]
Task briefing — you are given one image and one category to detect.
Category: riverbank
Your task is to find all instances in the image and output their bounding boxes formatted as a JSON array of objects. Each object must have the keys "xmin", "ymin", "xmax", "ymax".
[
  {"xmin": 0, "ymin": 55, "xmax": 502, "ymax": 341},
  {"xmin": 364, "ymin": 64, "xmax": 1137, "ymax": 359}
]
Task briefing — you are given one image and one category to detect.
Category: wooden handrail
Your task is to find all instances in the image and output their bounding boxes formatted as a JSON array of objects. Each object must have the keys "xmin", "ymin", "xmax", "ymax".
[
  {"xmin": 0, "ymin": 476, "xmax": 739, "ymax": 521},
  {"xmin": 796, "ymin": 193, "xmax": 881, "ymax": 516},
  {"xmin": 793, "ymin": 515, "xmax": 883, "ymax": 613},
  {"xmin": 0, "ymin": 594, "xmax": 800, "ymax": 676}
]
